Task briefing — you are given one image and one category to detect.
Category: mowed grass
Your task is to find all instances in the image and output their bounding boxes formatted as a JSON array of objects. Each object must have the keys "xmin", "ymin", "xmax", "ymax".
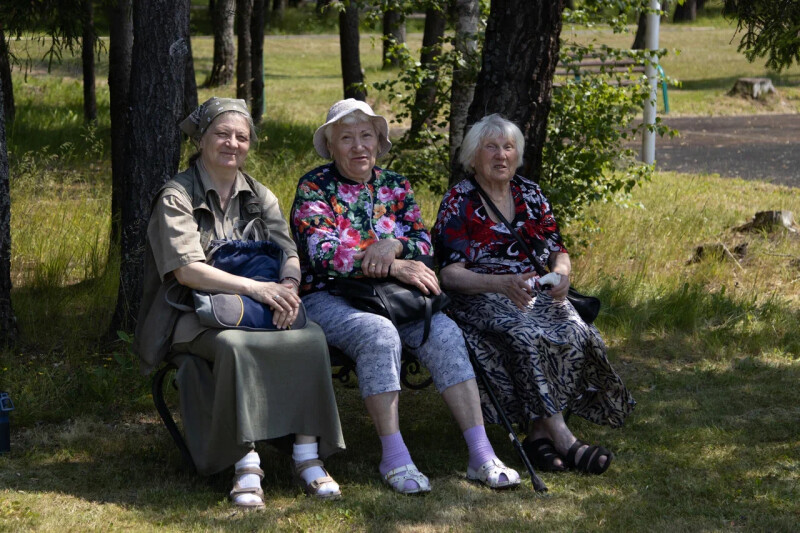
[{"xmin": 2, "ymin": 15, "xmax": 800, "ymax": 532}]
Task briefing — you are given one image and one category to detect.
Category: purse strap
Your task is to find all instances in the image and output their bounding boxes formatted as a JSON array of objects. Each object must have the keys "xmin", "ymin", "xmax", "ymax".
[{"xmin": 471, "ymin": 178, "xmax": 548, "ymax": 277}]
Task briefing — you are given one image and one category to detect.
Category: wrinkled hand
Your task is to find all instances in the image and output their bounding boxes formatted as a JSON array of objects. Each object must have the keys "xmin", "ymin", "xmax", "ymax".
[
  {"xmin": 495, "ymin": 272, "xmax": 537, "ymax": 309},
  {"xmin": 248, "ymin": 280, "xmax": 300, "ymax": 329},
  {"xmin": 390, "ymin": 259, "xmax": 441, "ymax": 296},
  {"xmin": 545, "ymin": 272, "xmax": 570, "ymax": 301},
  {"xmin": 354, "ymin": 239, "xmax": 402, "ymax": 278}
]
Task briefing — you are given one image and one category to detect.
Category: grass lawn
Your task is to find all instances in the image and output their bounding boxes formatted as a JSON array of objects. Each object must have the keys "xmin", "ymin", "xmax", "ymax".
[{"xmin": 2, "ymin": 9, "xmax": 799, "ymax": 532}]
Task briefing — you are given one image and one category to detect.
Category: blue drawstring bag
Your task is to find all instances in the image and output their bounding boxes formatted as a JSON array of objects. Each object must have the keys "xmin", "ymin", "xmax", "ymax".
[{"xmin": 167, "ymin": 221, "xmax": 307, "ymax": 330}]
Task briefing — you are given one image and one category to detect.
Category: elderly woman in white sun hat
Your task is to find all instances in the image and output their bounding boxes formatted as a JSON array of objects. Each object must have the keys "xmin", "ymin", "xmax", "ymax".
[{"xmin": 290, "ymin": 99, "xmax": 520, "ymax": 494}]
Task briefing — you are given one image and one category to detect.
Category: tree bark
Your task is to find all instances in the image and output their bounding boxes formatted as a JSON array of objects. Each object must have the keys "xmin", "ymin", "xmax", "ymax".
[
  {"xmin": 449, "ymin": 0, "xmax": 480, "ymax": 181},
  {"xmin": 107, "ymin": 0, "xmax": 133, "ymax": 250},
  {"xmin": 207, "ymin": 0, "xmax": 235, "ymax": 87},
  {"xmin": 339, "ymin": 2, "xmax": 366, "ymax": 101},
  {"xmin": 236, "ymin": 0, "xmax": 254, "ymax": 106},
  {"xmin": 81, "ymin": 0, "xmax": 97, "ymax": 123},
  {"xmin": 0, "ymin": 27, "xmax": 15, "ymax": 127},
  {"xmin": 382, "ymin": 6, "xmax": 406, "ymax": 69},
  {"xmin": 183, "ymin": 26, "xmax": 199, "ymax": 119},
  {"xmin": 673, "ymin": 0, "xmax": 696, "ymax": 22},
  {"xmin": 632, "ymin": 11, "xmax": 646, "ymax": 49},
  {"xmin": 0, "ymin": 81, "xmax": 15, "ymax": 346},
  {"xmin": 408, "ymin": 5, "xmax": 446, "ymax": 138},
  {"xmin": 463, "ymin": 0, "xmax": 566, "ymax": 183},
  {"xmin": 251, "ymin": 0, "xmax": 266, "ymax": 124},
  {"xmin": 112, "ymin": 0, "xmax": 190, "ymax": 331}
]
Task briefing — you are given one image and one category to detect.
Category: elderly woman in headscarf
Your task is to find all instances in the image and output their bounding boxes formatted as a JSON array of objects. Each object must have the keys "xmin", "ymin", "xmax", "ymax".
[
  {"xmin": 290, "ymin": 99, "xmax": 520, "ymax": 494},
  {"xmin": 134, "ymin": 97, "xmax": 345, "ymax": 508},
  {"xmin": 433, "ymin": 114, "xmax": 635, "ymax": 475}
]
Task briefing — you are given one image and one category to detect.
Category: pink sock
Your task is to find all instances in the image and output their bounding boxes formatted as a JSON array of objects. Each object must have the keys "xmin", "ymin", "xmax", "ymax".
[
  {"xmin": 463, "ymin": 425, "xmax": 496, "ymax": 472},
  {"xmin": 379, "ymin": 432, "xmax": 418, "ymax": 491}
]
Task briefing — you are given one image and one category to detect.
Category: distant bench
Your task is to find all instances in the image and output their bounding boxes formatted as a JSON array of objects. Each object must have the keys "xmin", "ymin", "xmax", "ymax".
[{"xmin": 554, "ymin": 53, "xmax": 670, "ymax": 113}]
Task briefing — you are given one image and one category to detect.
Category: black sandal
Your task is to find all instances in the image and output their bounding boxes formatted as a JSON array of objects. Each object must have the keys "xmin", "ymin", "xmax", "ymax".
[
  {"xmin": 565, "ymin": 439, "xmax": 614, "ymax": 475},
  {"xmin": 522, "ymin": 438, "xmax": 567, "ymax": 472}
]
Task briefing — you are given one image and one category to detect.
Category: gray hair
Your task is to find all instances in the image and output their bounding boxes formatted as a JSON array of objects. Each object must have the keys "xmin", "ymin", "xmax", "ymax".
[{"xmin": 458, "ymin": 114, "xmax": 525, "ymax": 173}]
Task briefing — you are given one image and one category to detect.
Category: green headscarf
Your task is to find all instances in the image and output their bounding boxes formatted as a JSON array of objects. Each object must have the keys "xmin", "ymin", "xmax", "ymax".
[{"xmin": 180, "ymin": 96, "xmax": 258, "ymax": 143}]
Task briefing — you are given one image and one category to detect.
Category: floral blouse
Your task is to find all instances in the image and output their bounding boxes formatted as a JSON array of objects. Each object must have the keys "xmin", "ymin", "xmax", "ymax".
[
  {"xmin": 433, "ymin": 176, "xmax": 567, "ymax": 276},
  {"xmin": 291, "ymin": 163, "xmax": 432, "ymax": 293}
]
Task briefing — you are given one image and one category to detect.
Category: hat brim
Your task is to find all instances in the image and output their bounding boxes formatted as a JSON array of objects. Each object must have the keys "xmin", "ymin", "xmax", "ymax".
[{"xmin": 313, "ymin": 108, "xmax": 392, "ymax": 160}]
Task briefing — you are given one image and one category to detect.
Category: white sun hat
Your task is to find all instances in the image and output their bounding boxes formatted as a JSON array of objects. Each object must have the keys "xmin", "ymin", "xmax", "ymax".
[{"xmin": 313, "ymin": 99, "xmax": 392, "ymax": 159}]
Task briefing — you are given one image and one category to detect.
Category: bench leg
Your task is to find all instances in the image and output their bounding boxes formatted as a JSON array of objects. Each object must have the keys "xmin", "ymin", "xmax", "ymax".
[{"xmin": 152, "ymin": 362, "xmax": 196, "ymax": 472}]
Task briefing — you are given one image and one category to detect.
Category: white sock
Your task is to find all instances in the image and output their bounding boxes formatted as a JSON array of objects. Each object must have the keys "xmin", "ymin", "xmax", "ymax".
[
  {"xmin": 293, "ymin": 442, "xmax": 339, "ymax": 496},
  {"xmin": 233, "ymin": 450, "xmax": 262, "ymax": 505}
]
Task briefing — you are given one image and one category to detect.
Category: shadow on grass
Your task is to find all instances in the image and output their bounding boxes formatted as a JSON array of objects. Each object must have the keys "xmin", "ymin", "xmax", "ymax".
[{"xmin": 2, "ymin": 281, "xmax": 798, "ymax": 529}]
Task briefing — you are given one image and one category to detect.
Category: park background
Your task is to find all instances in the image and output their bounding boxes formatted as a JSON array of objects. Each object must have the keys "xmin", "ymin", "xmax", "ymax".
[{"xmin": 0, "ymin": 1, "xmax": 799, "ymax": 531}]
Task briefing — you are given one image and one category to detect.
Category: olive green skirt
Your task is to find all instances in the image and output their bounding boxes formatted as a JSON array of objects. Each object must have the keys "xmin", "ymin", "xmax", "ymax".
[{"xmin": 170, "ymin": 321, "xmax": 345, "ymax": 475}]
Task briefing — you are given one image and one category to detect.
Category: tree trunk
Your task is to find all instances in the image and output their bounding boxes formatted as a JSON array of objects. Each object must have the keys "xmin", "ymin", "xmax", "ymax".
[
  {"xmin": 697, "ymin": 0, "xmax": 706, "ymax": 10},
  {"xmin": 0, "ymin": 27, "xmax": 15, "ymax": 127},
  {"xmin": 184, "ymin": 27, "xmax": 199, "ymax": 119},
  {"xmin": 237, "ymin": 0, "xmax": 254, "ymax": 106},
  {"xmin": 339, "ymin": 2, "xmax": 366, "ymax": 101},
  {"xmin": 112, "ymin": 0, "xmax": 190, "ymax": 332},
  {"xmin": 207, "ymin": 0, "xmax": 235, "ymax": 87},
  {"xmin": 449, "ymin": 0, "xmax": 480, "ymax": 181},
  {"xmin": 107, "ymin": 0, "xmax": 133, "ymax": 250},
  {"xmin": 632, "ymin": 11, "xmax": 646, "ymax": 49},
  {"xmin": 0, "ymin": 81, "xmax": 15, "ymax": 346},
  {"xmin": 673, "ymin": 0, "xmax": 696, "ymax": 22},
  {"xmin": 272, "ymin": 0, "xmax": 286, "ymax": 22},
  {"xmin": 251, "ymin": 0, "xmax": 266, "ymax": 124},
  {"xmin": 408, "ymin": 6, "xmax": 446, "ymax": 139},
  {"xmin": 382, "ymin": 6, "xmax": 406, "ymax": 69},
  {"xmin": 81, "ymin": 0, "xmax": 97, "ymax": 123},
  {"xmin": 464, "ymin": 0, "xmax": 566, "ymax": 183}
]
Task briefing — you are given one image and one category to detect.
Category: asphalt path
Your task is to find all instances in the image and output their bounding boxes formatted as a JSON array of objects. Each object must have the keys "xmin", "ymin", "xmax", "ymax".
[{"xmin": 648, "ymin": 114, "xmax": 800, "ymax": 187}]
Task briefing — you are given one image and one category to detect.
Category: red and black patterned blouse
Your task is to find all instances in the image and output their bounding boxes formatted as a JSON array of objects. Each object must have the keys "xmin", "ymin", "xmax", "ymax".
[{"xmin": 433, "ymin": 176, "xmax": 567, "ymax": 276}]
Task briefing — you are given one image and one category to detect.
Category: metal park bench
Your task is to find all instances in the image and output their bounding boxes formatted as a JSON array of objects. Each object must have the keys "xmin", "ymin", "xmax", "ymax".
[{"xmin": 555, "ymin": 53, "xmax": 670, "ymax": 113}]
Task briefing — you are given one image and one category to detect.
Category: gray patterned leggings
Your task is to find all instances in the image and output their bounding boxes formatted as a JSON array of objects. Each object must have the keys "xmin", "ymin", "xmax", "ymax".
[{"xmin": 303, "ymin": 291, "xmax": 476, "ymax": 398}]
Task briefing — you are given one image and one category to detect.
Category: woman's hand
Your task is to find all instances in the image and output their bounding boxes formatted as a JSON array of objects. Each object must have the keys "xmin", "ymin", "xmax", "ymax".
[
  {"xmin": 545, "ymin": 272, "xmax": 570, "ymax": 301},
  {"xmin": 389, "ymin": 259, "xmax": 441, "ymax": 296},
  {"xmin": 494, "ymin": 272, "xmax": 537, "ymax": 309},
  {"xmin": 354, "ymin": 239, "xmax": 402, "ymax": 278},
  {"xmin": 247, "ymin": 280, "xmax": 301, "ymax": 329}
]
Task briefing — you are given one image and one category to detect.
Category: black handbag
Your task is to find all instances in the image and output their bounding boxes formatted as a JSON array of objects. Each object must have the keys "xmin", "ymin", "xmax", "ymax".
[
  {"xmin": 472, "ymin": 179, "xmax": 601, "ymax": 324},
  {"xmin": 333, "ymin": 256, "xmax": 450, "ymax": 347}
]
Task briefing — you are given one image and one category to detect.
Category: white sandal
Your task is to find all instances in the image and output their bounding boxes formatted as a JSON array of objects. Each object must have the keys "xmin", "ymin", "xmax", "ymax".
[
  {"xmin": 229, "ymin": 465, "xmax": 266, "ymax": 509},
  {"xmin": 382, "ymin": 464, "xmax": 431, "ymax": 495},
  {"xmin": 466, "ymin": 458, "xmax": 521, "ymax": 489}
]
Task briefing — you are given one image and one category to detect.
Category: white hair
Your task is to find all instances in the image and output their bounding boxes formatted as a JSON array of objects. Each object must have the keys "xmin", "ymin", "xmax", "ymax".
[{"xmin": 458, "ymin": 114, "xmax": 525, "ymax": 173}]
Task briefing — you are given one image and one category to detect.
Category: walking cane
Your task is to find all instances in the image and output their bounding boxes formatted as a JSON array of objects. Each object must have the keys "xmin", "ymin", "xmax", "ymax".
[{"xmin": 463, "ymin": 338, "xmax": 547, "ymax": 492}]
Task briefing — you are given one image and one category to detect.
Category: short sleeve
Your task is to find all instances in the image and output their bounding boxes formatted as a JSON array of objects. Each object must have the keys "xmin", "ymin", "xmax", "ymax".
[{"xmin": 147, "ymin": 192, "xmax": 207, "ymax": 280}]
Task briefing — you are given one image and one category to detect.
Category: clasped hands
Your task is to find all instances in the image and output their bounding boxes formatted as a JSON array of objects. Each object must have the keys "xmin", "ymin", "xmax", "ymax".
[
  {"xmin": 247, "ymin": 279, "xmax": 301, "ymax": 330},
  {"xmin": 354, "ymin": 239, "xmax": 441, "ymax": 296}
]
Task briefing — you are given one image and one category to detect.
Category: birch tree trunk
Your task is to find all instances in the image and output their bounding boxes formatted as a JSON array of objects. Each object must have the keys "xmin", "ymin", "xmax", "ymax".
[{"xmin": 449, "ymin": 0, "xmax": 480, "ymax": 182}]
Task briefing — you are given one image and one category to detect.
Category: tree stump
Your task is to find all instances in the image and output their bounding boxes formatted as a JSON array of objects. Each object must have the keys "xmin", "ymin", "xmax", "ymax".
[
  {"xmin": 735, "ymin": 211, "xmax": 797, "ymax": 233},
  {"xmin": 729, "ymin": 77, "xmax": 777, "ymax": 100}
]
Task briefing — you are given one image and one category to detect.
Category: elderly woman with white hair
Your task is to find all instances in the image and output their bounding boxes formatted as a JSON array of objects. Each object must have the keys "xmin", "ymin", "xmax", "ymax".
[
  {"xmin": 291, "ymin": 99, "xmax": 520, "ymax": 494},
  {"xmin": 433, "ymin": 114, "xmax": 636, "ymax": 475}
]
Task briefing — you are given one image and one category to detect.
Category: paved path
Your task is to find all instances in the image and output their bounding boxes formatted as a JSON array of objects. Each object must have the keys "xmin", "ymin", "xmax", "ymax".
[{"xmin": 650, "ymin": 114, "xmax": 800, "ymax": 187}]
